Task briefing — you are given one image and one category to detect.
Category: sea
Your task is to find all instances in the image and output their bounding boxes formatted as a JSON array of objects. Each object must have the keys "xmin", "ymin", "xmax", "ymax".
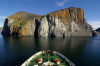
[{"xmin": 0, "ymin": 31, "xmax": 100, "ymax": 66}]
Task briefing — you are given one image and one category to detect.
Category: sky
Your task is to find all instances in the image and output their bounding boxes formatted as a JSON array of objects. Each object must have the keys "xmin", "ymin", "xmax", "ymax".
[{"xmin": 0, "ymin": 0, "xmax": 100, "ymax": 29}]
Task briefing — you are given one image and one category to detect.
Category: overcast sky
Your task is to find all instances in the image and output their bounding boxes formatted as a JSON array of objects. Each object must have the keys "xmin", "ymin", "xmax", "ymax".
[{"xmin": 0, "ymin": 0, "xmax": 100, "ymax": 28}]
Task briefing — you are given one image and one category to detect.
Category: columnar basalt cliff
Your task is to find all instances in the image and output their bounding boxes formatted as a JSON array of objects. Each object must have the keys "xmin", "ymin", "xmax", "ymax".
[{"xmin": 2, "ymin": 7, "xmax": 94, "ymax": 37}]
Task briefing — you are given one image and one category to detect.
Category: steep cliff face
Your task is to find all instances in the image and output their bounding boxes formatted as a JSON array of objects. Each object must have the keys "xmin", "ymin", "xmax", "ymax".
[
  {"xmin": 2, "ymin": 12, "xmax": 42, "ymax": 36},
  {"xmin": 2, "ymin": 7, "xmax": 93, "ymax": 37},
  {"xmin": 39, "ymin": 7, "xmax": 93, "ymax": 37}
]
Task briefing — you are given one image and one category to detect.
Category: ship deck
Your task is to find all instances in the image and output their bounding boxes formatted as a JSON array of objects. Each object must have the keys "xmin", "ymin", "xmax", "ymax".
[{"xmin": 21, "ymin": 50, "xmax": 75, "ymax": 66}]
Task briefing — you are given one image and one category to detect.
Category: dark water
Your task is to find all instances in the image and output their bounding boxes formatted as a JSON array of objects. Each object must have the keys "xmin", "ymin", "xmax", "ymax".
[{"xmin": 0, "ymin": 31, "xmax": 100, "ymax": 66}]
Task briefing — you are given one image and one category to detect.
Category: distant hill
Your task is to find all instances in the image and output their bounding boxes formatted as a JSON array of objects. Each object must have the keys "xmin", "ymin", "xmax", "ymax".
[{"xmin": 95, "ymin": 27, "xmax": 100, "ymax": 32}]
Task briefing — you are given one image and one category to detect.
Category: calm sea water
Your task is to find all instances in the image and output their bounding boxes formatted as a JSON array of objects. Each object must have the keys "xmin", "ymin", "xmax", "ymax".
[{"xmin": 0, "ymin": 31, "xmax": 100, "ymax": 66}]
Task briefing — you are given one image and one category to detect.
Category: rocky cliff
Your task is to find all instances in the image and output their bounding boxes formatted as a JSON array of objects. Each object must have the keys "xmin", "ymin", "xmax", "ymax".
[
  {"xmin": 2, "ymin": 12, "xmax": 42, "ymax": 36},
  {"xmin": 38, "ymin": 7, "xmax": 93, "ymax": 37},
  {"xmin": 2, "ymin": 7, "xmax": 93, "ymax": 37}
]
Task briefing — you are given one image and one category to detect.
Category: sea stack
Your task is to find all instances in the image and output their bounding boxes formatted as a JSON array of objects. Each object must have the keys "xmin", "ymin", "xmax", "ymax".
[{"xmin": 1, "ymin": 7, "xmax": 94, "ymax": 38}]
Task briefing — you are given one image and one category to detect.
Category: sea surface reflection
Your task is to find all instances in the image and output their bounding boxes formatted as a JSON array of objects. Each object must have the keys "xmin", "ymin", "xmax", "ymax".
[{"xmin": 0, "ymin": 32, "xmax": 100, "ymax": 66}]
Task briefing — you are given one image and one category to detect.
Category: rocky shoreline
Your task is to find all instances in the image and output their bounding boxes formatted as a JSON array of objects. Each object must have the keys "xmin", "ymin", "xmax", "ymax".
[{"xmin": 1, "ymin": 7, "xmax": 94, "ymax": 38}]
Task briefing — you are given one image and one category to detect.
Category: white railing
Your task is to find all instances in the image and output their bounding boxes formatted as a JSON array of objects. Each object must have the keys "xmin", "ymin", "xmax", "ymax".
[{"xmin": 56, "ymin": 51, "xmax": 76, "ymax": 66}]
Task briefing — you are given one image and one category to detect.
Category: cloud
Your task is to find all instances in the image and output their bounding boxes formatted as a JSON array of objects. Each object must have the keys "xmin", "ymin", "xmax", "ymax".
[
  {"xmin": 0, "ymin": 16, "xmax": 7, "ymax": 19},
  {"xmin": 88, "ymin": 21, "xmax": 100, "ymax": 30},
  {"xmin": 56, "ymin": 0, "xmax": 68, "ymax": 7}
]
